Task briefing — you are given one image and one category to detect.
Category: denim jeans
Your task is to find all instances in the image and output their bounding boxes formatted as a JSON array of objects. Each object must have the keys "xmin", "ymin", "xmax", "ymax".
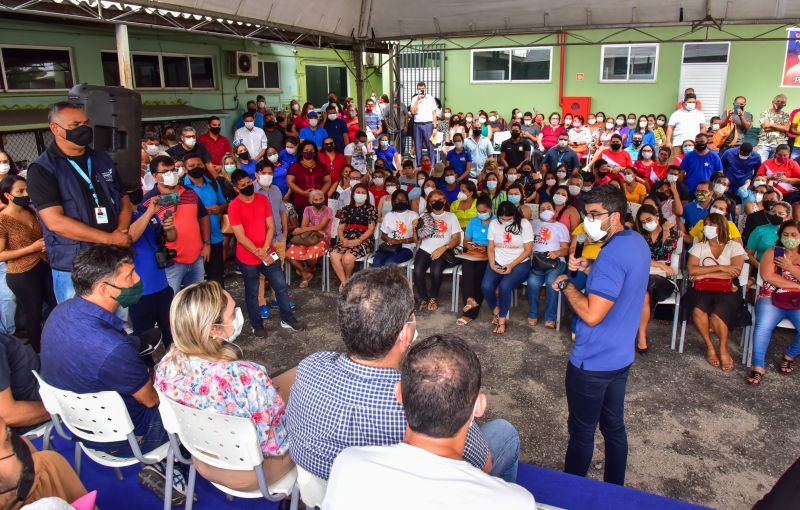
[
  {"xmin": 371, "ymin": 247, "xmax": 413, "ymax": 267},
  {"xmin": 564, "ymin": 361, "xmax": 631, "ymax": 486},
  {"xmin": 0, "ymin": 263, "xmax": 15, "ymax": 334},
  {"xmin": 165, "ymin": 256, "xmax": 205, "ymax": 296},
  {"xmin": 479, "ymin": 419, "xmax": 520, "ymax": 484},
  {"xmin": 238, "ymin": 259, "xmax": 293, "ymax": 327},
  {"xmin": 413, "ymin": 122, "xmax": 435, "ymax": 164},
  {"xmin": 52, "ymin": 269, "xmax": 76, "ymax": 305},
  {"xmin": 752, "ymin": 298, "xmax": 800, "ymax": 369},
  {"xmin": 755, "ymin": 145, "xmax": 775, "ymax": 163},
  {"xmin": 481, "ymin": 263, "xmax": 529, "ymax": 317},
  {"xmin": 527, "ymin": 260, "xmax": 567, "ymax": 323}
]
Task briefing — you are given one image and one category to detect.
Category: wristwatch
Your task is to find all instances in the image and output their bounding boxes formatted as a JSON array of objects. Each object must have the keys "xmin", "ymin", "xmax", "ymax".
[{"xmin": 558, "ymin": 279, "xmax": 570, "ymax": 292}]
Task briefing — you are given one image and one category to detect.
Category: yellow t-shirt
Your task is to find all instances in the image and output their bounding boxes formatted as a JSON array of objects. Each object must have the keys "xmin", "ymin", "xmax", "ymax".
[
  {"xmin": 623, "ymin": 183, "xmax": 648, "ymax": 204},
  {"xmin": 450, "ymin": 200, "xmax": 478, "ymax": 229},
  {"xmin": 571, "ymin": 223, "xmax": 602, "ymax": 260},
  {"xmin": 792, "ymin": 111, "xmax": 800, "ymax": 133},
  {"xmin": 689, "ymin": 219, "xmax": 742, "ymax": 242}
]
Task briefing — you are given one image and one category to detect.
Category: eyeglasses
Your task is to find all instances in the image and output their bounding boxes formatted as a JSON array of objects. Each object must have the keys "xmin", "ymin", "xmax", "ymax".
[{"xmin": 585, "ymin": 210, "xmax": 610, "ymax": 220}]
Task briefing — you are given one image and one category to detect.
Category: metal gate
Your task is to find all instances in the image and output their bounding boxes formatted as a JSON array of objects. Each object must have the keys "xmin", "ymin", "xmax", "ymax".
[{"xmin": 397, "ymin": 44, "xmax": 445, "ymax": 159}]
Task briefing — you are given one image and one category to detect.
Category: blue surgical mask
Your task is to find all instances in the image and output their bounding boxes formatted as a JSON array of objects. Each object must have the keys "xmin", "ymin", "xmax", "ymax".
[
  {"xmin": 508, "ymin": 195, "xmax": 521, "ymax": 204},
  {"xmin": 478, "ymin": 212, "xmax": 491, "ymax": 221}
]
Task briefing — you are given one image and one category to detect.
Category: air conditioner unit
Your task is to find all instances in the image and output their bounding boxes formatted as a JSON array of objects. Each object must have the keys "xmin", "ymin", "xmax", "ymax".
[
  {"xmin": 363, "ymin": 52, "xmax": 378, "ymax": 67},
  {"xmin": 228, "ymin": 51, "xmax": 258, "ymax": 77}
]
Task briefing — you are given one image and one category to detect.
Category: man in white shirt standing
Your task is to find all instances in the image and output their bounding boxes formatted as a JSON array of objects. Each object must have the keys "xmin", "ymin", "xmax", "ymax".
[
  {"xmin": 233, "ymin": 111, "xmax": 268, "ymax": 162},
  {"xmin": 666, "ymin": 93, "xmax": 707, "ymax": 158},
  {"xmin": 323, "ymin": 334, "xmax": 535, "ymax": 510},
  {"xmin": 409, "ymin": 81, "xmax": 438, "ymax": 166}
]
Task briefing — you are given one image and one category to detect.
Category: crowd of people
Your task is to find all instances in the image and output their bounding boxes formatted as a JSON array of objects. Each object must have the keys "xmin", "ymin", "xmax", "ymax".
[{"xmin": 0, "ymin": 83, "xmax": 800, "ymax": 508}]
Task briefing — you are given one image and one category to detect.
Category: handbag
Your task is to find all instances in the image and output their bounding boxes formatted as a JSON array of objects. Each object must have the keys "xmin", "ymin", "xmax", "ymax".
[
  {"xmin": 378, "ymin": 242, "xmax": 402, "ymax": 254},
  {"xmin": 772, "ymin": 291, "xmax": 800, "ymax": 310},
  {"xmin": 291, "ymin": 230, "xmax": 323, "ymax": 247},
  {"xmin": 416, "ymin": 213, "xmax": 437, "ymax": 240},
  {"xmin": 531, "ymin": 251, "xmax": 560, "ymax": 271},
  {"xmin": 693, "ymin": 256, "xmax": 735, "ymax": 293}
]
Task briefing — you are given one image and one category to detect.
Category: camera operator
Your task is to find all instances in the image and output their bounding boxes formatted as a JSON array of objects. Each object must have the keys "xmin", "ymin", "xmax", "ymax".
[{"xmin": 127, "ymin": 187, "xmax": 177, "ymax": 348}]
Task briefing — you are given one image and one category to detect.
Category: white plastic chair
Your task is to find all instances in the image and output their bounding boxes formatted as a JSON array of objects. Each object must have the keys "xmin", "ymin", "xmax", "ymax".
[
  {"xmin": 156, "ymin": 391, "xmax": 299, "ymax": 510},
  {"xmin": 648, "ymin": 236, "xmax": 683, "ymax": 350},
  {"xmin": 22, "ymin": 420, "xmax": 54, "ymax": 451},
  {"xmin": 365, "ymin": 227, "xmax": 414, "ymax": 281},
  {"xmin": 677, "ymin": 261, "xmax": 750, "ymax": 354},
  {"xmin": 32, "ymin": 371, "xmax": 169, "ymax": 480},
  {"xmin": 296, "ymin": 465, "xmax": 328, "ymax": 509}
]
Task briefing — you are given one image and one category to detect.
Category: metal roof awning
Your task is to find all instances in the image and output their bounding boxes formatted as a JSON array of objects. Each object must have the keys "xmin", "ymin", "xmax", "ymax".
[{"xmin": 0, "ymin": 104, "xmax": 228, "ymax": 132}]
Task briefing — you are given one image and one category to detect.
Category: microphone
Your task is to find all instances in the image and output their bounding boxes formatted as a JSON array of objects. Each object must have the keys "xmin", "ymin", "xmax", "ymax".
[{"xmin": 571, "ymin": 233, "xmax": 587, "ymax": 277}]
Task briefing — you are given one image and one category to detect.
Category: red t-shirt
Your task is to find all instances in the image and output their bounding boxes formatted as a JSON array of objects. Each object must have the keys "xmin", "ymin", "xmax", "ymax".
[
  {"xmin": 293, "ymin": 116, "xmax": 310, "ymax": 132},
  {"xmin": 540, "ymin": 125, "xmax": 566, "ymax": 150},
  {"xmin": 370, "ymin": 186, "xmax": 389, "ymax": 204},
  {"xmin": 228, "ymin": 193, "xmax": 273, "ymax": 266},
  {"xmin": 599, "ymin": 148, "xmax": 633, "ymax": 169},
  {"xmin": 288, "ymin": 161, "xmax": 329, "ymax": 211},
  {"xmin": 198, "ymin": 132, "xmax": 232, "ymax": 165},
  {"xmin": 318, "ymin": 151, "xmax": 348, "ymax": 186},
  {"xmin": 634, "ymin": 160, "xmax": 662, "ymax": 185},
  {"xmin": 757, "ymin": 158, "xmax": 800, "ymax": 178}
]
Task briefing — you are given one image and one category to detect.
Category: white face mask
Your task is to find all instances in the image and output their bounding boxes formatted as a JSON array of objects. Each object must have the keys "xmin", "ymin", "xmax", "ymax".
[
  {"xmin": 713, "ymin": 183, "xmax": 727, "ymax": 195},
  {"xmin": 557, "ymin": 140, "xmax": 568, "ymax": 149},
  {"xmin": 506, "ymin": 174, "xmax": 518, "ymax": 183},
  {"xmin": 546, "ymin": 179, "xmax": 557, "ymax": 187},
  {"xmin": 444, "ymin": 112, "xmax": 452, "ymax": 119},
  {"xmin": 582, "ymin": 186, "xmax": 593, "ymax": 193},
  {"xmin": 417, "ymin": 178, "xmax": 426, "ymax": 186},
  {"xmin": 639, "ymin": 120, "xmax": 647, "ymax": 128},
  {"xmin": 0, "ymin": 163, "xmax": 10, "ymax": 175},
  {"xmin": 568, "ymin": 185, "xmax": 581, "ymax": 196},
  {"xmin": 477, "ymin": 118, "xmax": 485, "ymax": 125},
  {"xmin": 667, "ymin": 174, "xmax": 679, "ymax": 183},
  {"xmin": 145, "ymin": 144, "xmax": 159, "ymax": 156},
  {"xmin": 710, "ymin": 207, "xmax": 725, "ymax": 216},
  {"xmin": 606, "ymin": 122, "xmax": 614, "ymax": 130},
  {"xmin": 516, "ymin": 112, "xmax": 523, "ymax": 119},
  {"xmin": 350, "ymin": 179, "xmax": 361, "ymax": 189},
  {"xmin": 217, "ymin": 307, "xmax": 244, "ymax": 344},
  {"xmin": 258, "ymin": 174, "xmax": 273, "ymax": 187},
  {"xmin": 328, "ymin": 113, "xmax": 338, "ymax": 121},
  {"xmin": 183, "ymin": 137, "xmax": 196, "ymax": 149},
  {"xmin": 466, "ymin": 116, "xmax": 473, "ymax": 123},
  {"xmin": 386, "ymin": 185, "xmax": 398, "ymax": 195},
  {"xmin": 539, "ymin": 209, "xmax": 555, "ymax": 221},
  {"xmin": 584, "ymin": 215, "xmax": 609, "ymax": 241},
  {"xmin": 457, "ymin": 192, "xmax": 468, "ymax": 201},
  {"xmin": 657, "ymin": 119, "xmax": 665, "ymax": 126},
  {"xmin": 257, "ymin": 101, "xmax": 266, "ymax": 109},
  {"xmin": 488, "ymin": 116, "xmax": 497, "ymax": 123},
  {"xmin": 624, "ymin": 174, "xmax": 635, "ymax": 183},
  {"xmin": 524, "ymin": 120, "xmax": 533, "ymax": 126},
  {"xmin": 161, "ymin": 171, "xmax": 179, "ymax": 187},
  {"xmin": 755, "ymin": 192, "xmax": 764, "ymax": 202},
  {"xmin": 616, "ymin": 119, "xmax": 624, "ymax": 126},
  {"xmin": 596, "ymin": 117, "xmax": 605, "ymax": 124},
  {"xmin": 553, "ymin": 194, "xmax": 567, "ymax": 206},
  {"xmin": 703, "ymin": 225, "xmax": 718, "ymax": 240},
  {"xmin": 642, "ymin": 220, "xmax": 658, "ymax": 232},
  {"xmin": 445, "ymin": 175, "xmax": 456, "ymax": 184},
  {"xmin": 292, "ymin": 103, "xmax": 300, "ymax": 111},
  {"xmin": 268, "ymin": 154, "xmax": 279, "ymax": 163},
  {"xmin": 641, "ymin": 151, "xmax": 653, "ymax": 159},
  {"xmin": 424, "ymin": 186, "xmax": 435, "ymax": 196},
  {"xmin": 373, "ymin": 177, "xmax": 384, "ymax": 186},
  {"xmin": 244, "ymin": 121, "xmax": 255, "ymax": 130},
  {"xmin": 454, "ymin": 142, "xmax": 464, "ymax": 149},
  {"xmin": 556, "ymin": 171, "xmax": 567, "ymax": 180},
  {"xmin": 712, "ymin": 123, "xmax": 720, "ymax": 131},
  {"xmin": 353, "ymin": 192, "xmax": 368, "ymax": 204},
  {"xmin": 685, "ymin": 102, "xmax": 696, "ymax": 111},
  {"xmin": 286, "ymin": 147, "xmax": 297, "ymax": 155},
  {"xmin": 588, "ymin": 118, "xmax": 596, "ymax": 125},
  {"xmin": 309, "ymin": 118, "xmax": 319, "ymax": 127}
]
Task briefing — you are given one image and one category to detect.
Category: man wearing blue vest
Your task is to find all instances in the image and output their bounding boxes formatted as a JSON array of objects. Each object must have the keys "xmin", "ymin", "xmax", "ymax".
[{"xmin": 27, "ymin": 102, "xmax": 132, "ymax": 303}]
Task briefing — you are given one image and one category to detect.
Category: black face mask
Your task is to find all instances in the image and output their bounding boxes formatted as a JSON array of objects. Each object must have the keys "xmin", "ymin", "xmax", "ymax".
[
  {"xmin": 165, "ymin": 133, "xmax": 177, "ymax": 141},
  {"xmin": 511, "ymin": 131, "xmax": 520, "ymax": 139},
  {"xmin": 610, "ymin": 142, "xmax": 622, "ymax": 150},
  {"xmin": 532, "ymin": 178, "xmax": 543, "ymax": 185},
  {"xmin": 312, "ymin": 202, "xmax": 325, "ymax": 209},
  {"xmin": 695, "ymin": 143, "xmax": 707, "ymax": 151},
  {"xmin": 324, "ymin": 144, "xmax": 335, "ymax": 152},
  {"xmin": 188, "ymin": 167, "xmax": 205, "ymax": 179},
  {"xmin": 472, "ymin": 129, "xmax": 481, "ymax": 137},
  {"xmin": 128, "ymin": 189, "xmax": 144, "ymax": 206},
  {"xmin": 11, "ymin": 196, "xmax": 30, "ymax": 208},
  {"xmin": 763, "ymin": 200, "xmax": 777, "ymax": 212},
  {"xmin": 239, "ymin": 184, "xmax": 255, "ymax": 196},
  {"xmin": 209, "ymin": 126, "xmax": 221, "ymax": 135},
  {"xmin": 430, "ymin": 201, "xmax": 445, "ymax": 211},
  {"xmin": 0, "ymin": 432, "xmax": 35, "ymax": 501},
  {"xmin": 632, "ymin": 140, "xmax": 642, "ymax": 147},
  {"xmin": 63, "ymin": 124, "xmax": 93, "ymax": 147},
  {"xmin": 264, "ymin": 120, "xmax": 276, "ymax": 129},
  {"xmin": 247, "ymin": 108, "xmax": 257, "ymax": 114},
  {"xmin": 303, "ymin": 151, "xmax": 316, "ymax": 160},
  {"xmin": 768, "ymin": 213, "xmax": 784, "ymax": 226},
  {"xmin": 238, "ymin": 150, "xmax": 250, "ymax": 160},
  {"xmin": 393, "ymin": 201, "xmax": 410, "ymax": 212}
]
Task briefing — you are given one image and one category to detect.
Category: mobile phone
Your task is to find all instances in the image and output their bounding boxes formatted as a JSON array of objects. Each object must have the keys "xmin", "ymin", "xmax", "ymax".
[
  {"xmin": 775, "ymin": 247, "xmax": 785, "ymax": 259},
  {"xmin": 497, "ymin": 265, "xmax": 507, "ymax": 272},
  {"xmin": 263, "ymin": 251, "xmax": 280, "ymax": 266}
]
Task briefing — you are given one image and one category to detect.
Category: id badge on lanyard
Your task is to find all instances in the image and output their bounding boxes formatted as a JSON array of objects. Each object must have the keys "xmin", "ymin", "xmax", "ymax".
[{"xmin": 67, "ymin": 157, "xmax": 108, "ymax": 224}]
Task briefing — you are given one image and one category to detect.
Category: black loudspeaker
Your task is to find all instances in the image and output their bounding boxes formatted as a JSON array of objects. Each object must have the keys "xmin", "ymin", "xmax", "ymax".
[{"xmin": 68, "ymin": 84, "xmax": 142, "ymax": 192}]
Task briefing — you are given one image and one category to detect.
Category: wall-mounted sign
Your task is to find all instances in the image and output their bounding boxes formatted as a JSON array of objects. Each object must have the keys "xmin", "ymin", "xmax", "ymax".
[
  {"xmin": 781, "ymin": 28, "xmax": 800, "ymax": 87},
  {"xmin": 576, "ymin": 72, "xmax": 585, "ymax": 81}
]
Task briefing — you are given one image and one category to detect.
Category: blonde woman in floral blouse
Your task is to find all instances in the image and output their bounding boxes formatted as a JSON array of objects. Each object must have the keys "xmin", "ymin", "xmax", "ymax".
[{"xmin": 155, "ymin": 281, "xmax": 295, "ymax": 491}]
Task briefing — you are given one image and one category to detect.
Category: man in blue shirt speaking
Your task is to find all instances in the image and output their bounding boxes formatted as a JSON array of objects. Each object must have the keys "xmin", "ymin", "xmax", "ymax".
[{"xmin": 552, "ymin": 185, "xmax": 649, "ymax": 486}]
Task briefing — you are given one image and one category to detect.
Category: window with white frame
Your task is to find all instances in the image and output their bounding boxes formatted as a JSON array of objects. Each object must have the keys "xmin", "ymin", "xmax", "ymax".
[
  {"xmin": 600, "ymin": 44, "xmax": 658, "ymax": 82},
  {"xmin": 471, "ymin": 47, "xmax": 552, "ymax": 83},
  {"xmin": 0, "ymin": 46, "xmax": 75, "ymax": 91},
  {"xmin": 101, "ymin": 51, "xmax": 214, "ymax": 89},
  {"xmin": 247, "ymin": 61, "xmax": 281, "ymax": 90}
]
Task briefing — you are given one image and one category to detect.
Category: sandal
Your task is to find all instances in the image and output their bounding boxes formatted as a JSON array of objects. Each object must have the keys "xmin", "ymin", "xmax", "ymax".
[
  {"xmin": 456, "ymin": 317, "xmax": 472, "ymax": 326},
  {"xmin": 544, "ymin": 321, "xmax": 556, "ymax": 329},
  {"xmin": 427, "ymin": 298, "xmax": 439, "ymax": 312},
  {"xmin": 417, "ymin": 299, "xmax": 429, "ymax": 311},
  {"xmin": 746, "ymin": 370, "xmax": 764, "ymax": 385},
  {"xmin": 493, "ymin": 319, "xmax": 507, "ymax": 334},
  {"xmin": 527, "ymin": 318, "xmax": 538, "ymax": 327},
  {"xmin": 779, "ymin": 355, "xmax": 795, "ymax": 374},
  {"xmin": 462, "ymin": 298, "xmax": 479, "ymax": 314}
]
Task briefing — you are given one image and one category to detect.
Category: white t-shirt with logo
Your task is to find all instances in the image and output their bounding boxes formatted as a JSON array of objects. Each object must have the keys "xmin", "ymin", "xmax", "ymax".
[
  {"xmin": 344, "ymin": 142, "xmax": 369, "ymax": 174},
  {"xmin": 381, "ymin": 210, "xmax": 419, "ymax": 250},
  {"xmin": 531, "ymin": 219, "xmax": 570, "ymax": 259},
  {"xmin": 419, "ymin": 211, "xmax": 462, "ymax": 254},
  {"xmin": 488, "ymin": 219, "xmax": 534, "ymax": 266},
  {"xmin": 322, "ymin": 443, "xmax": 536, "ymax": 510}
]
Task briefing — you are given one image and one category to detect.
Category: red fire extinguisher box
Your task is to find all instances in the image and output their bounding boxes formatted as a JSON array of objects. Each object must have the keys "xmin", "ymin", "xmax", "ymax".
[{"xmin": 562, "ymin": 96, "xmax": 592, "ymax": 121}]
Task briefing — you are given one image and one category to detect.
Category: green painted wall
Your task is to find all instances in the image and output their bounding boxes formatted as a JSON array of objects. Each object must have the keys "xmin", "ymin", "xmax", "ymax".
[
  {"xmin": 440, "ymin": 25, "xmax": 800, "ymax": 125},
  {"xmin": 0, "ymin": 18, "xmax": 369, "ymax": 130}
]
